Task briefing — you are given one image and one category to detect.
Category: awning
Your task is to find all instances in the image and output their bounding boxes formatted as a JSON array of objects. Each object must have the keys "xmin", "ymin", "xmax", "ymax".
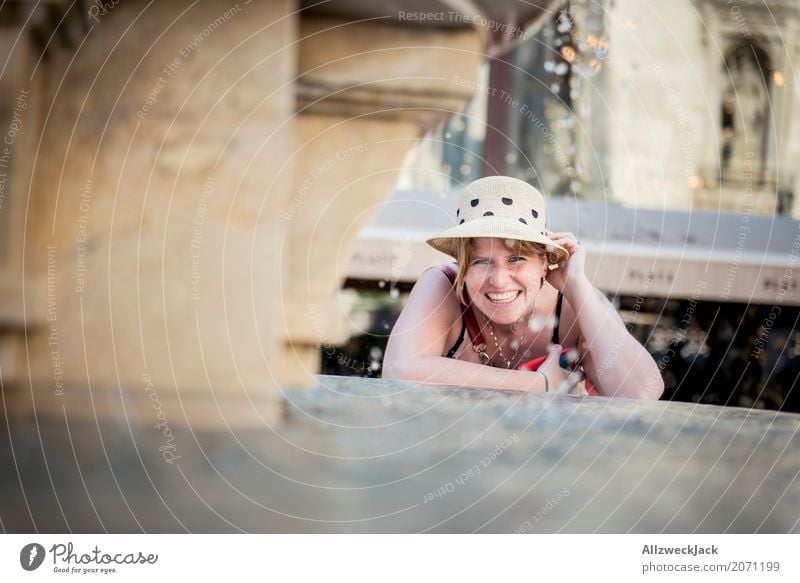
[{"xmin": 347, "ymin": 188, "xmax": 800, "ymax": 306}]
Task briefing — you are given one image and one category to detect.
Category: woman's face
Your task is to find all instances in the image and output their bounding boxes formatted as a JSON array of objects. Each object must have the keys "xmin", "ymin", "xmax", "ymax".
[{"xmin": 464, "ymin": 237, "xmax": 547, "ymax": 326}]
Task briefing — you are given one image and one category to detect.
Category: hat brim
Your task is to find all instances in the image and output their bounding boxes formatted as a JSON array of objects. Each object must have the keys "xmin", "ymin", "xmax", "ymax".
[{"xmin": 426, "ymin": 216, "xmax": 569, "ymax": 265}]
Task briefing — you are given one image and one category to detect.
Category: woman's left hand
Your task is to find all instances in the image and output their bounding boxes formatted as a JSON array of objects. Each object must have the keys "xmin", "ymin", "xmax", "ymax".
[{"xmin": 544, "ymin": 229, "xmax": 587, "ymax": 293}]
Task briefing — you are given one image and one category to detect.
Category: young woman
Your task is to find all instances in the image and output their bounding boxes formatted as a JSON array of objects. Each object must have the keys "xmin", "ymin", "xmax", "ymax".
[{"xmin": 382, "ymin": 176, "xmax": 663, "ymax": 398}]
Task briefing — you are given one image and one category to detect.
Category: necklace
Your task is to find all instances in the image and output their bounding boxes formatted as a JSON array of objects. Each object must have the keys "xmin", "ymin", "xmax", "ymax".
[{"xmin": 486, "ymin": 319, "xmax": 528, "ymax": 369}]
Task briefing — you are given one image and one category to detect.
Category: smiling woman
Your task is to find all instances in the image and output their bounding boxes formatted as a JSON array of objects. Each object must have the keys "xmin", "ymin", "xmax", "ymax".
[{"xmin": 382, "ymin": 176, "xmax": 664, "ymax": 398}]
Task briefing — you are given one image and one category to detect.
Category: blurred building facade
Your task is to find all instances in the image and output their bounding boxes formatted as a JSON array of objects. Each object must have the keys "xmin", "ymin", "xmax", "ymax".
[
  {"xmin": 401, "ymin": 0, "xmax": 800, "ymax": 217},
  {"xmin": 606, "ymin": 0, "xmax": 800, "ymax": 216}
]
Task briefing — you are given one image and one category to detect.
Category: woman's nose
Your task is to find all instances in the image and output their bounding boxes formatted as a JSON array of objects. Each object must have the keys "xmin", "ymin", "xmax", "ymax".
[{"xmin": 488, "ymin": 264, "xmax": 511, "ymax": 287}]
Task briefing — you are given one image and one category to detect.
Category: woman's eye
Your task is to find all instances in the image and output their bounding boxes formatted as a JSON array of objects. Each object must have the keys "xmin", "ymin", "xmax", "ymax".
[
  {"xmin": 509, "ymin": 256, "xmax": 526, "ymax": 263},
  {"xmin": 472, "ymin": 259, "xmax": 489, "ymax": 266}
]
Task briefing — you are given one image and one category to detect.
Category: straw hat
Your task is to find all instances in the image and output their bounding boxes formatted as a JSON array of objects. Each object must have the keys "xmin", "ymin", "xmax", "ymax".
[{"xmin": 426, "ymin": 176, "xmax": 568, "ymax": 264}]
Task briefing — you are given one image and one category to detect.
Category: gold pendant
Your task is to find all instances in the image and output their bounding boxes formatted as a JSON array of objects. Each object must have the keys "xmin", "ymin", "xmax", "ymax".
[{"xmin": 474, "ymin": 342, "xmax": 490, "ymax": 364}]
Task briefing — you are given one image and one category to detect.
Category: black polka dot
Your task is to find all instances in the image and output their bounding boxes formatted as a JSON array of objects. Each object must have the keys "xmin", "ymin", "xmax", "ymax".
[
  {"xmin": 518, "ymin": 218, "xmax": 527, "ymax": 224},
  {"xmin": 470, "ymin": 199, "xmax": 479, "ymax": 207},
  {"xmin": 456, "ymin": 208, "xmax": 460, "ymax": 217},
  {"xmin": 483, "ymin": 211, "xmax": 494, "ymax": 217},
  {"xmin": 459, "ymin": 219, "xmax": 465, "ymax": 224},
  {"xmin": 502, "ymin": 197, "xmax": 513, "ymax": 205},
  {"xmin": 531, "ymin": 209, "xmax": 539, "ymax": 219}
]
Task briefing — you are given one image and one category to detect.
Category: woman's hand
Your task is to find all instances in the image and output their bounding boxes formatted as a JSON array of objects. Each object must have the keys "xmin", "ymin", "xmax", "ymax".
[
  {"xmin": 544, "ymin": 229, "xmax": 588, "ymax": 293},
  {"xmin": 535, "ymin": 344, "xmax": 584, "ymax": 393}
]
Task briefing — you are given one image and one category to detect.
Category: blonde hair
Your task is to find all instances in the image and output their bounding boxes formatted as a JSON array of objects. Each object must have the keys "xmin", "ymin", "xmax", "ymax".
[{"xmin": 453, "ymin": 238, "xmax": 548, "ymax": 305}]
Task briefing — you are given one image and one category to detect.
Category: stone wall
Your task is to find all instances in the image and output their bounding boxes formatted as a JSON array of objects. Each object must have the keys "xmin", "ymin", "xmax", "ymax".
[
  {"xmin": 21, "ymin": 1, "xmax": 296, "ymax": 421},
  {"xmin": 1, "ymin": 0, "xmax": 483, "ymax": 426}
]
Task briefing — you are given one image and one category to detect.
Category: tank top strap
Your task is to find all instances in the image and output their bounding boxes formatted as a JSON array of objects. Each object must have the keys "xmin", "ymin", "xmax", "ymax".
[
  {"xmin": 551, "ymin": 292, "xmax": 564, "ymax": 345},
  {"xmin": 439, "ymin": 262, "xmax": 458, "ymax": 284}
]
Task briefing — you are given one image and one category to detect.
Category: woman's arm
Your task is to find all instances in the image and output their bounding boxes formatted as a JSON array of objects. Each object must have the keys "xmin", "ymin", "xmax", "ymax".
[
  {"xmin": 565, "ymin": 278, "xmax": 664, "ymax": 399},
  {"xmin": 383, "ymin": 268, "xmax": 565, "ymax": 392},
  {"xmin": 546, "ymin": 231, "xmax": 664, "ymax": 400}
]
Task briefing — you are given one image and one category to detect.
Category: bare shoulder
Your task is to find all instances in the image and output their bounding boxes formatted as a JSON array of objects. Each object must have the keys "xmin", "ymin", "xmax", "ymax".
[
  {"xmin": 385, "ymin": 266, "xmax": 463, "ymax": 361},
  {"xmin": 403, "ymin": 266, "xmax": 462, "ymax": 328}
]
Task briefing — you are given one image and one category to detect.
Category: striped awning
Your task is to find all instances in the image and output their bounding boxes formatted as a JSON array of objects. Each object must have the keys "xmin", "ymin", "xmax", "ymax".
[{"xmin": 347, "ymin": 188, "xmax": 800, "ymax": 306}]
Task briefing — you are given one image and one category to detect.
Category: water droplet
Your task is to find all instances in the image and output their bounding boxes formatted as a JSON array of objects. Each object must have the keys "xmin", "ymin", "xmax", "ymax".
[
  {"xmin": 390, "ymin": 288, "xmax": 400, "ymax": 300},
  {"xmin": 528, "ymin": 315, "xmax": 545, "ymax": 332},
  {"xmin": 378, "ymin": 280, "xmax": 386, "ymax": 288}
]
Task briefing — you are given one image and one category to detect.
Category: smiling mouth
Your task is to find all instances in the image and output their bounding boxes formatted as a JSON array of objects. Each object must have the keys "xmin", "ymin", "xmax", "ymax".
[{"xmin": 485, "ymin": 290, "xmax": 520, "ymax": 304}]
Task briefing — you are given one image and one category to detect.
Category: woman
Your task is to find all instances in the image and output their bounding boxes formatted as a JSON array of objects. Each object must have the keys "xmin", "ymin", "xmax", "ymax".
[{"xmin": 383, "ymin": 176, "xmax": 663, "ymax": 398}]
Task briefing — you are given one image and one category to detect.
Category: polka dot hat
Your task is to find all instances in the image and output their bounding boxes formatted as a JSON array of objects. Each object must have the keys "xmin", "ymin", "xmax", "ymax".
[{"xmin": 426, "ymin": 176, "xmax": 568, "ymax": 264}]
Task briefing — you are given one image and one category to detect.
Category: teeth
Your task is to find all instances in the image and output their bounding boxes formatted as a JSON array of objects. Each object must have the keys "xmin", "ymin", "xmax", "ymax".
[{"xmin": 486, "ymin": 291, "xmax": 519, "ymax": 303}]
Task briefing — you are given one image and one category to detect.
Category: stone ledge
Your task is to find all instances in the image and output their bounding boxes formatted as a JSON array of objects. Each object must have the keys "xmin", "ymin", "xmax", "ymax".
[{"xmin": 1, "ymin": 374, "xmax": 797, "ymax": 532}]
